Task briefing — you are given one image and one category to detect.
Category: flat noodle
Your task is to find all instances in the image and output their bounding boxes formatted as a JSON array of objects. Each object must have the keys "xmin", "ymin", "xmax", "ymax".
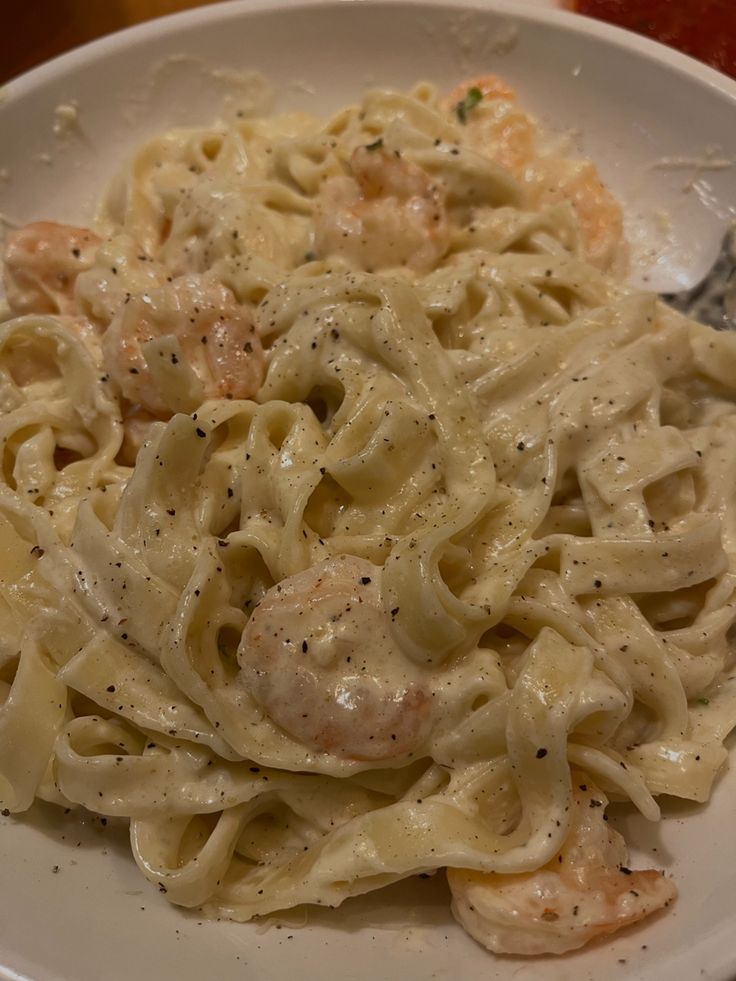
[{"xmin": 0, "ymin": 77, "xmax": 732, "ymax": 957}]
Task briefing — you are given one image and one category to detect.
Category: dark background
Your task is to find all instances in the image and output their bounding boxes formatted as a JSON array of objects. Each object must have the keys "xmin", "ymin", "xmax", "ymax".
[{"xmin": 1, "ymin": 1, "xmax": 227, "ymax": 83}]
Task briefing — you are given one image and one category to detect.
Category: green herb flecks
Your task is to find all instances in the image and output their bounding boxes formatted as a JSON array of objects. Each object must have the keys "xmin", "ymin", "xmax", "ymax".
[
  {"xmin": 455, "ymin": 86, "xmax": 483, "ymax": 124},
  {"xmin": 365, "ymin": 137, "xmax": 384, "ymax": 151}
]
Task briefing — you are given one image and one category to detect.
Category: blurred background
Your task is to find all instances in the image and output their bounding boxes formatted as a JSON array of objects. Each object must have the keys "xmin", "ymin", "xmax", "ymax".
[{"xmin": 1, "ymin": 1, "xmax": 226, "ymax": 83}]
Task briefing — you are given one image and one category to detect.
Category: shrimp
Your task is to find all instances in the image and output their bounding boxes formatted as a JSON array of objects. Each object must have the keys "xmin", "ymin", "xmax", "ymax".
[
  {"xmin": 238, "ymin": 555, "xmax": 433, "ymax": 761},
  {"xmin": 101, "ymin": 276, "xmax": 264, "ymax": 417},
  {"xmin": 448, "ymin": 780, "xmax": 676, "ymax": 955},
  {"xmin": 314, "ymin": 146, "xmax": 451, "ymax": 273},
  {"xmin": 446, "ymin": 75, "xmax": 517, "ymax": 105},
  {"xmin": 445, "ymin": 76, "xmax": 625, "ymax": 271},
  {"xmin": 535, "ymin": 161, "xmax": 625, "ymax": 272},
  {"xmin": 445, "ymin": 75, "xmax": 536, "ymax": 176},
  {"xmin": 2, "ymin": 222, "xmax": 101, "ymax": 316}
]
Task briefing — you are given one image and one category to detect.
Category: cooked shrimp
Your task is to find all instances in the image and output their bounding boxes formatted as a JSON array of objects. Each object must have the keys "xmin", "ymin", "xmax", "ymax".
[
  {"xmin": 314, "ymin": 146, "xmax": 450, "ymax": 272},
  {"xmin": 446, "ymin": 75, "xmax": 517, "ymax": 106},
  {"xmin": 2, "ymin": 222, "xmax": 101, "ymax": 316},
  {"xmin": 536, "ymin": 161, "xmax": 625, "ymax": 272},
  {"xmin": 448, "ymin": 780, "xmax": 676, "ymax": 955},
  {"xmin": 445, "ymin": 76, "xmax": 624, "ymax": 271},
  {"xmin": 444, "ymin": 75, "xmax": 536, "ymax": 176},
  {"xmin": 238, "ymin": 555, "xmax": 433, "ymax": 760},
  {"xmin": 101, "ymin": 276, "xmax": 264, "ymax": 416}
]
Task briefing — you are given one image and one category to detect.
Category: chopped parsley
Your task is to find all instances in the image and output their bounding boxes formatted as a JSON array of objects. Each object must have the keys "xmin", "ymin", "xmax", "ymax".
[
  {"xmin": 455, "ymin": 86, "xmax": 483, "ymax": 124},
  {"xmin": 365, "ymin": 137, "xmax": 384, "ymax": 151}
]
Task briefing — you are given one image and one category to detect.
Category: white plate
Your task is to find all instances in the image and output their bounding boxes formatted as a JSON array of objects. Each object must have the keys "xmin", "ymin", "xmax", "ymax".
[{"xmin": 1, "ymin": 2, "xmax": 735, "ymax": 980}]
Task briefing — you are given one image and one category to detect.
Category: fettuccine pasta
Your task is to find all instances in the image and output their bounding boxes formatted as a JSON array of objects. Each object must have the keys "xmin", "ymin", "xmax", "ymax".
[{"xmin": 1, "ymin": 76, "xmax": 735, "ymax": 956}]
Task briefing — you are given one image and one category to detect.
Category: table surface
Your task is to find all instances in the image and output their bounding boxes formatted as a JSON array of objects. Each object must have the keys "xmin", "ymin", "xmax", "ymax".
[{"xmin": 1, "ymin": 1, "xmax": 228, "ymax": 84}]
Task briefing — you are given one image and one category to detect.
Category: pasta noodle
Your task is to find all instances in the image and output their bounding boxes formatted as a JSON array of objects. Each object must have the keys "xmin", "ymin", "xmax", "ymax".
[{"xmin": 1, "ymin": 76, "xmax": 735, "ymax": 957}]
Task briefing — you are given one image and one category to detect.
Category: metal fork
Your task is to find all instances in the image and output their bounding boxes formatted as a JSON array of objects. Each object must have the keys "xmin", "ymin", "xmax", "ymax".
[{"xmin": 660, "ymin": 225, "xmax": 736, "ymax": 330}]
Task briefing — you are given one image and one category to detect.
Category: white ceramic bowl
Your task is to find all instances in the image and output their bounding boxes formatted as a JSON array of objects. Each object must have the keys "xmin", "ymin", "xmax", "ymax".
[{"xmin": 1, "ymin": 3, "xmax": 735, "ymax": 980}]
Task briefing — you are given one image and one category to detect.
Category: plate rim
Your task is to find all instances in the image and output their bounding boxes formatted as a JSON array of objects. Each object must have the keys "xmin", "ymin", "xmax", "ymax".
[
  {"xmin": 1, "ymin": 2, "xmax": 736, "ymax": 980},
  {"xmin": 2, "ymin": 0, "xmax": 736, "ymax": 106}
]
